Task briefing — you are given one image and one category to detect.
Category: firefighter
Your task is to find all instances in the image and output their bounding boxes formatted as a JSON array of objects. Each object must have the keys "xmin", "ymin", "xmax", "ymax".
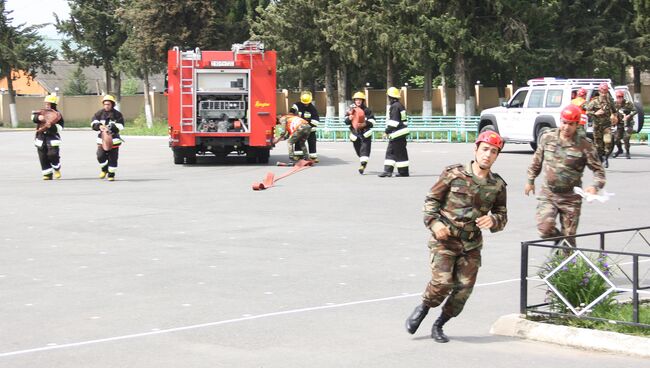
[
  {"xmin": 290, "ymin": 91, "xmax": 320, "ymax": 162},
  {"xmin": 344, "ymin": 91, "xmax": 376, "ymax": 174},
  {"xmin": 274, "ymin": 113, "xmax": 312, "ymax": 163},
  {"xmin": 571, "ymin": 88, "xmax": 588, "ymax": 134},
  {"xmin": 378, "ymin": 87, "xmax": 410, "ymax": 177},
  {"xmin": 91, "ymin": 95, "xmax": 125, "ymax": 181},
  {"xmin": 33, "ymin": 94, "xmax": 64, "ymax": 180}
]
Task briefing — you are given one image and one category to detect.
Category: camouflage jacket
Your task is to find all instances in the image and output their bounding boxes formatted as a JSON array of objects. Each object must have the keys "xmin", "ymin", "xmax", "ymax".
[
  {"xmin": 423, "ymin": 162, "xmax": 508, "ymax": 251},
  {"xmin": 585, "ymin": 95, "xmax": 616, "ymax": 125},
  {"xmin": 615, "ymin": 99, "xmax": 637, "ymax": 128},
  {"xmin": 527, "ymin": 129, "xmax": 606, "ymax": 192}
]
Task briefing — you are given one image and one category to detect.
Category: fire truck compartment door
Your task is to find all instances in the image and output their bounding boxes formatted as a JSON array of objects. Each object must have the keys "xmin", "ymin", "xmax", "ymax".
[{"xmin": 196, "ymin": 70, "xmax": 249, "ymax": 92}]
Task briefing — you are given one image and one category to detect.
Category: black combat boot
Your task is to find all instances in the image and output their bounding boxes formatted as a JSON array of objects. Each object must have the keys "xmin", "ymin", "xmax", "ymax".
[
  {"xmin": 395, "ymin": 167, "xmax": 410, "ymax": 177},
  {"xmin": 626, "ymin": 151, "xmax": 631, "ymax": 159},
  {"xmin": 405, "ymin": 303, "xmax": 429, "ymax": 334},
  {"xmin": 431, "ymin": 314, "xmax": 451, "ymax": 343},
  {"xmin": 378, "ymin": 165, "xmax": 393, "ymax": 177},
  {"xmin": 613, "ymin": 150, "xmax": 622, "ymax": 158}
]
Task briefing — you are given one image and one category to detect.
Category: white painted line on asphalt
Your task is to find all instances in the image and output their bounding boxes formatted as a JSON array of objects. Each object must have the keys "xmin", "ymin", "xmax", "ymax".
[{"xmin": 0, "ymin": 278, "xmax": 520, "ymax": 358}]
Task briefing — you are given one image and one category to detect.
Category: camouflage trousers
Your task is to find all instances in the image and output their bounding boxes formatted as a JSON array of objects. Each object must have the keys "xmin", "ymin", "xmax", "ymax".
[
  {"xmin": 287, "ymin": 124, "xmax": 312, "ymax": 161},
  {"xmin": 592, "ymin": 120, "xmax": 613, "ymax": 157},
  {"xmin": 536, "ymin": 187, "xmax": 582, "ymax": 247},
  {"xmin": 613, "ymin": 123, "xmax": 633, "ymax": 153},
  {"xmin": 422, "ymin": 240, "xmax": 481, "ymax": 317}
]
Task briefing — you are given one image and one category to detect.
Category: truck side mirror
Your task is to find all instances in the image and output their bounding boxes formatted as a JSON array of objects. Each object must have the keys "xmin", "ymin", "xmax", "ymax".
[{"xmin": 500, "ymin": 101, "xmax": 508, "ymax": 107}]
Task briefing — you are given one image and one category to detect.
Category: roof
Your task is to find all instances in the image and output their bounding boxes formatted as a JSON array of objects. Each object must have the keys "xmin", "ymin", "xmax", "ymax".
[{"xmin": 35, "ymin": 60, "xmax": 165, "ymax": 95}]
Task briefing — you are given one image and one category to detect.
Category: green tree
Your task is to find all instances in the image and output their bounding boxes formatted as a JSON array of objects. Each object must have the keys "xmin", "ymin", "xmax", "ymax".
[
  {"xmin": 55, "ymin": 0, "xmax": 128, "ymax": 101},
  {"xmin": 0, "ymin": 1, "xmax": 57, "ymax": 127},
  {"xmin": 63, "ymin": 65, "xmax": 89, "ymax": 95}
]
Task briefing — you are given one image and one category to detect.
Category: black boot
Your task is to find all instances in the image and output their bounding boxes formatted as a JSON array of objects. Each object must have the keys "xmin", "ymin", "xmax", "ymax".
[
  {"xmin": 378, "ymin": 165, "xmax": 393, "ymax": 177},
  {"xmin": 603, "ymin": 155, "xmax": 609, "ymax": 168},
  {"xmin": 626, "ymin": 151, "xmax": 631, "ymax": 159},
  {"xmin": 431, "ymin": 314, "xmax": 451, "ymax": 343},
  {"xmin": 405, "ymin": 304, "xmax": 429, "ymax": 334},
  {"xmin": 396, "ymin": 167, "xmax": 410, "ymax": 177},
  {"xmin": 613, "ymin": 150, "xmax": 622, "ymax": 158},
  {"xmin": 358, "ymin": 162, "xmax": 367, "ymax": 175}
]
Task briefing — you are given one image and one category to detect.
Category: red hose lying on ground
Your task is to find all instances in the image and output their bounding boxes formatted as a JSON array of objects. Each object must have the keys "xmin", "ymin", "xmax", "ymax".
[{"xmin": 252, "ymin": 159, "xmax": 314, "ymax": 190}]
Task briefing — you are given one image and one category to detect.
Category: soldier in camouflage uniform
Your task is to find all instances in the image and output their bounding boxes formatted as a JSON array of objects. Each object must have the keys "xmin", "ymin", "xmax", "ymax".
[
  {"xmin": 612, "ymin": 90, "xmax": 637, "ymax": 159},
  {"xmin": 273, "ymin": 114, "xmax": 312, "ymax": 162},
  {"xmin": 405, "ymin": 131, "xmax": 508, "ymax": 343},
  {"xmin": 585, "ymin": 83, "xmax": 616, "ymax": 167},
  {"xmin": 525, "ymin": 105, "xmax": 606, "ymax": 248}
]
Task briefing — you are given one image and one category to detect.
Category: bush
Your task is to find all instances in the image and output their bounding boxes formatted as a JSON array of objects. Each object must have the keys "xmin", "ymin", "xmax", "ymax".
[{"xmin": 538, "ymin": 252, "xmax": 615, "ymax": 315}]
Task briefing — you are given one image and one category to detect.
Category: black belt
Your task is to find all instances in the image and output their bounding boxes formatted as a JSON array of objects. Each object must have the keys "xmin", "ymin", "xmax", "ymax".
[{"xmin": 548, "ymin": 186, "xmax": 574, "ymax": 194}]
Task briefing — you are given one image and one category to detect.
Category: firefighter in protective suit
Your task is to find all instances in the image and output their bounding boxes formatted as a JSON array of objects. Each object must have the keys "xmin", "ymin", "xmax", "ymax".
[
  {"xmin": 91, "ymin": 95, "xmax": 125, "ymax": 181},
  {"xmin": 379, "ymin": 87, "xmax": 410, "ymax": 177},
  {"xmin": 344, "ymin": 91, "xmax": 376, "ymax": 174},
  {"xmin": 290, "ymin": 91, "xmax": 320, "ymax": 162},
  {"xmin": 33, "ymin": 94, "xmax": 64, "ymax": 180},
  {"xmin": 274, "ymin": 113, "xmax": 312, "ymax": 162}
]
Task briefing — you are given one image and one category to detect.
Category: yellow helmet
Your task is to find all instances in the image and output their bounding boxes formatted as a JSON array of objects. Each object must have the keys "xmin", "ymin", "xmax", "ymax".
[
  {"xmin": 387, "ymin": 87, "xmax": 401, "ymax": 99},
  {"xmin": 102, "ymin": 94, "xmax": 116, "ymax": 104},
  {"xmin": 44, "ymin": 94, "xmax": 58, "ymax": 104},
  {"xmin": 300, "ymin": 91, "xmax": 313, "ymax": 104},
  {"xmin": 352, "ymin": 91, "xmax": 366, "ymax": 100}
]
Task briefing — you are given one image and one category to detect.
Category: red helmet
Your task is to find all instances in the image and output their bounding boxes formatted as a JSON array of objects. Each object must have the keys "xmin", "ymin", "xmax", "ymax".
[
  {"xmin": 560, "ymin": 104, "xmax": 582, "ymax": 123},
  {"xmin": 615, "ymin": 90, "xmax": 625, "ymax": 98},
  {"xmin": 577, "ymin": 88, "xmax": 587, "ymax": 97},
  {"xmin": 476, "ymin": 130, "xmax": 504, "ymax": 150},
  {"xmin": 598, "ymin": 82, "xmax": 609, "ymax": 93}
]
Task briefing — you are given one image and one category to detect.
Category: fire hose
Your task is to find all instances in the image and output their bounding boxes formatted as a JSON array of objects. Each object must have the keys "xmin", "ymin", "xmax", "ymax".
[{"xmin": 252, "ymin": 159, "xmax": 314, "ymax": 191}]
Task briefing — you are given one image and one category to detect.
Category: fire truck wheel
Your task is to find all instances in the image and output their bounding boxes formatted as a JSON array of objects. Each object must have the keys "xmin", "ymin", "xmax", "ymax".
[
  {"xmin": 173, "ymin": 150, "xmax": 184, "ymax": 165},
  {"xmin": 185, "ymin": 152, "xmax": 197, "ymax": 164},
  {"xmin": 257, "ymin": 148, "xmax": 270, "ymax": 164}
]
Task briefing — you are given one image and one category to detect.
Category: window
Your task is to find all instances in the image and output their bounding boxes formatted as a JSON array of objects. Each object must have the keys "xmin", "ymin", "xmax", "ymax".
[
  {"xmin": 510, "ymin": 90, "xmax": 528, "ymax": 108},
  {"xmin": 527, "ymin": 90, "xmax": 545, "ymax": 108},
  {"xmin": 546, "ymin": 89, "xmax": 563, "ymax": 107}
]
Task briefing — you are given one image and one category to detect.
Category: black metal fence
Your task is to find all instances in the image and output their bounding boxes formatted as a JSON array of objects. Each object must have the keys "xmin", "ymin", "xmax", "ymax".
[{"xmin": 520, "ymin": 226, "xmax": 650, "ymax": 328}]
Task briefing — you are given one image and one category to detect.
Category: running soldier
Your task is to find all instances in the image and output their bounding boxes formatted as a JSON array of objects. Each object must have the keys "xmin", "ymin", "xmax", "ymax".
[
  {"xmin": 378, "ymin": 87, "xmax": 410, "ymax": 177},
  {"xmin": 585, "ymin": 83, "xmax": 616, "ymax": 167},
  {"xmin": 612, "ymin": 90, "xmax": 637, "ymax": 159},
  {"xmin": 525, "ymin": 104, "xmax": 606, "ymax": 247},
  {"xmin": 405, "ymin": 131, "xmax": 507, "ymax": 342},
  {"xmin": 290, "ymin": 91, "xmax": 320, "ymax": 162},
  {"xmin": 344, "ymin": 91, "xmax": 376, "ymax": 174},
  {"xmin": 33, "ymin": 94, "xmax": 64, "ymax": 180}
]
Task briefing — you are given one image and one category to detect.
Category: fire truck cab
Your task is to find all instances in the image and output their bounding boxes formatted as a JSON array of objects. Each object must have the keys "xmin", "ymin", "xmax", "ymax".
[{"xmin": 167, "ymin": 41, "xmax": 277, "ymax": 164}]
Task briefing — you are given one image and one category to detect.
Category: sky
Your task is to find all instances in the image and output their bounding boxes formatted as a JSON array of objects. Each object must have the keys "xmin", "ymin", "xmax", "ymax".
[{"xmin": 5, "ymin": 0, "xmax": 70, "ymax": 39}]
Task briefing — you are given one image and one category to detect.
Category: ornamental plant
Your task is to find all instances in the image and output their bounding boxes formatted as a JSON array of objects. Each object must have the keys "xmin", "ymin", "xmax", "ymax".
[{"xmin": 538, "ymin": 252, "xmax": 615, "ymax": 315}]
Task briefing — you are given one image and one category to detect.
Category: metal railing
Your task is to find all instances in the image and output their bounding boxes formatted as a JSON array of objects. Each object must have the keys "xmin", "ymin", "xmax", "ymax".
[
  {"xmin": 315, "ymin": 115, "xmax": 480, "ymax": 142},
  {"xmin": 520, "ymin": 226, "xmax": 650, "ymax": 328}
]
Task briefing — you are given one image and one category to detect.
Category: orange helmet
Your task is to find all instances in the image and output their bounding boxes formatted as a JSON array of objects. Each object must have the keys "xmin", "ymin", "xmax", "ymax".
[
  {"xmin": 598, "ymin": 82, "xmax": 609, "ymax": 93},
  {"xmin": 577, "ymin": 88, "xmax": 587, "ymax": 97},
  {"xmin": 615, "ymin": 90, "xmax": 625, "ymax": 98},
  {"xmin": 476, "ymin": 130, "xmax": 504, "ymax": 151},
  {"xmin": 560, "ymin": 104, "xmax": 582, "ymax": 123}
]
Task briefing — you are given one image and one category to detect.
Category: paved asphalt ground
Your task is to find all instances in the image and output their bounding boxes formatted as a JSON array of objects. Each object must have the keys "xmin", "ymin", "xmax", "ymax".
[{"xmin": 1, "ymin": 130, "xmax": 649, "ymax": 368}]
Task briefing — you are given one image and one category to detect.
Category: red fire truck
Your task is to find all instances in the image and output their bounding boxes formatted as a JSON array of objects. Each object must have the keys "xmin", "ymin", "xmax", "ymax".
[{"xmin": 167, "ymin": 41, "xmax": 277, "ymax": 164}]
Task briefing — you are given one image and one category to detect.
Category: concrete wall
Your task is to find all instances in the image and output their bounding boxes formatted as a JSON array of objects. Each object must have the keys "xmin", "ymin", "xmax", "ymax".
[
  {"xmin": 3, "ymin": 83, "xmax": 644, "ymax": 125},
  {"xmin": 0, "ymin": 93, "xmax": 168, "ymax": 125}
]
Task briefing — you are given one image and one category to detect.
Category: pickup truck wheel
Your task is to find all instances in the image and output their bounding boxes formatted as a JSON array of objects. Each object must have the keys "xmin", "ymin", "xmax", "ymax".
[
  {"xmin": 531, "ymin": 125, "xmax": 550, "ymax": 151},
  {"xmin": 480, "ymin": 124, "xmax": 496, "ymax": 133}
]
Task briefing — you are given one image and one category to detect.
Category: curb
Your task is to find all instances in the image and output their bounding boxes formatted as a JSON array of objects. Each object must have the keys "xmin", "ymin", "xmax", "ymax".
[{"xmin": 490, "ymin": 314, "xmax": 650, "ymax": 358}]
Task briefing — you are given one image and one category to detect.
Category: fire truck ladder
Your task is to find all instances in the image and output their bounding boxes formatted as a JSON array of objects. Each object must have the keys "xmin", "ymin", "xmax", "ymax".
[{"xmin": 178, "ymin": 47, "xmax": 202, "ymax": 133}]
